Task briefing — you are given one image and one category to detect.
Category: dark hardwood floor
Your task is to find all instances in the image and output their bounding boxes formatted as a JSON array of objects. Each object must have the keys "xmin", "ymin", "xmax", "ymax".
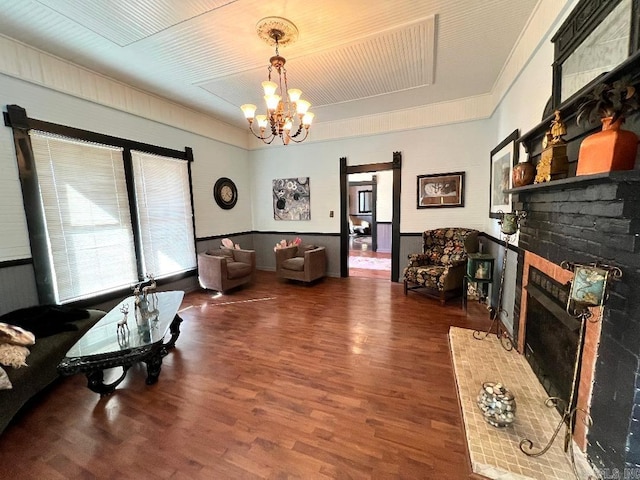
[{"xmin": 0, "ymin": 271, "xmax": 491, "ymax": 479}]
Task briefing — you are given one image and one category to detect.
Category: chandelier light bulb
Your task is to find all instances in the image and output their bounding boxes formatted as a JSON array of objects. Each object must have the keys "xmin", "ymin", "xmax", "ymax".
[
  {"xmin": 302, "ymin": 112, "xmax": 315, "ymax": 126},
  {"xmin": 288, "ymin": 89, "xmax": 302, "ymax": 103},
  {"xmin": 283, "ymin": 119, "xmax": 293, "ymax": 131},
  {"xmin": 240, "ymin": 104, "xmax": 257, "ymax": 120},
  {"xmin": 296, "ymin": 99, "xmax": 310, "ymax": 115},
  {"xmin": 262, "ymin": 81, "xmax": 278, "ymax": 96},
  {"xmin": 265, "ymin": 94, "xmax": 281, "ymax": 111},
  {"xmin": 256, "ymin": 115, "xmax": 268, "ymax": 129}
]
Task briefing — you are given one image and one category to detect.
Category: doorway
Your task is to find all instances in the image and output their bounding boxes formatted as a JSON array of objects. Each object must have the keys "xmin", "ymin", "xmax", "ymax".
[
  {"xmin": 339, "ymin": 153, "xmax": 402, "ymax": 280},
  {"xmin": 347, "ymin": 174, "xmax": 391, "ymax": 278}
]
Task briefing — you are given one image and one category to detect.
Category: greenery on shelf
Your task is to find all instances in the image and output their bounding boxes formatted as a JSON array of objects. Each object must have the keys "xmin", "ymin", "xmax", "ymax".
[{"xmin": 576, "ymin": 75, "xmax": 640, "ymax": 126}]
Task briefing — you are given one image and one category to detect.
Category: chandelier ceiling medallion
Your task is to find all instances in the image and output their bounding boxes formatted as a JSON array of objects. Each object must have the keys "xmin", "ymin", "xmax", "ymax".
[{"xmin": 240, "ymin": 17, "xmax": 314, "ymax": 145}]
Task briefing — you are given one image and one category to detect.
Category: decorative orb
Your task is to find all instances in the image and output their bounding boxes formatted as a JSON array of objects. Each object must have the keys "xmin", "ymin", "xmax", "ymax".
[{"xmin": 476, "ymin": 382, "xmax": 516, "ymax": 428}]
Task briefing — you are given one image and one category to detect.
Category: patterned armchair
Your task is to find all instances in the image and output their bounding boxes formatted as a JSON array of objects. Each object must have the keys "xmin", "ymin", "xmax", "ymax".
[{"xmin": 403, "ymin": 228, "xmax": 479, "ymax": 305}]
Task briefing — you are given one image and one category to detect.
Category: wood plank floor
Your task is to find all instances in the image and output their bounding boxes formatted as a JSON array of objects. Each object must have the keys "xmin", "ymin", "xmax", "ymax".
[
  {"xmin": 349, "ymin": 236, "xmax": 391, "ymax": 279},
  {"xmin": 0, "ymin": 271, "xmax": 492, "ymax": 479}
]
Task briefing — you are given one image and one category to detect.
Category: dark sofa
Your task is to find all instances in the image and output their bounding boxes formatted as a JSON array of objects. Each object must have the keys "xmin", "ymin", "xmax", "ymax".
[{"xmin": 0, "ymin": 308, "xmax": 105, "ymax": 434}]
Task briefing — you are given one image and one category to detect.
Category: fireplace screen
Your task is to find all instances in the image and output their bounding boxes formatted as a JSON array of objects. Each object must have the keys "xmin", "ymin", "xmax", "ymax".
[{"xmin": 524, "ymin": 267, "xmax": 581, "ymax": 412}]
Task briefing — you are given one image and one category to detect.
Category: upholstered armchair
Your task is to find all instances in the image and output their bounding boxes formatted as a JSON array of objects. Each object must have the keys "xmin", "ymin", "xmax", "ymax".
[
  {"xmin": 275, "ymin": 244, "xmax": 326, "ymax": 283},
  {"xmin": 403, "ymin": 228, "xmax": 479, "ymax": 305},
  {"xmin": 198, "ymin": 248, "xmax": 255, "ymax": 293}
]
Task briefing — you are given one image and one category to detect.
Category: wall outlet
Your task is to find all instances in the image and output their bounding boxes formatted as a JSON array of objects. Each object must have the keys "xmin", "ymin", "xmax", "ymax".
[{"xmin": 329, "ymin": 210, "xmax": 334, "ymax": 217}]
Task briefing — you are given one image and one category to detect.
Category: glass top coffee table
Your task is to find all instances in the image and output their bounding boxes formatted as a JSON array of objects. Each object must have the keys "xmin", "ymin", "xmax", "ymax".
[{"xmin": 58, "ymin": 290, "xmax": 184, "ymax": 395}]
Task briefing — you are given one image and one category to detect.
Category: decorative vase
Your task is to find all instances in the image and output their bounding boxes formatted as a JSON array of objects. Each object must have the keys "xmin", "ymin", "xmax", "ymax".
[
  {"xmin": 512, "ymin": 160, "xmax": 535, "ymax": 187},
  {"xmin": 577, "ymin": 117, "xmax": 638, "ymax": 176},
  {"xmin": 476, "ymin": 382, "xmax": 516, "ymax": 428}
]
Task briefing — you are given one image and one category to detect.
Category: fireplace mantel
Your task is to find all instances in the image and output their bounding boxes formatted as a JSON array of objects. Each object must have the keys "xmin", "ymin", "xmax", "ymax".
[{"xmin": 506, "ymin": 169, "xmax": 640, "ymax": 195}]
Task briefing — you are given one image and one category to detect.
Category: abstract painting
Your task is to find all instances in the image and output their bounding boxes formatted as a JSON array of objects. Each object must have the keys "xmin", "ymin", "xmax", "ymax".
[{"xmin": 273, "ymin": 177, "xmax": 310, "ymax": 220}]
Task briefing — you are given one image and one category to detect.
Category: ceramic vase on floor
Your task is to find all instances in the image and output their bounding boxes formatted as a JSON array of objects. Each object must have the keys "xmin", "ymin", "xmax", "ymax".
[{"xmin": 577, "ymin": 117, "xmax": 639, "ymax": 175}]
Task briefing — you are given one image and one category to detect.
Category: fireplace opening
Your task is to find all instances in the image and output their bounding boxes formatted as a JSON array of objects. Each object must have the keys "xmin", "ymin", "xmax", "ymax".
[{"xmin": 524, "ymin": 267, "xmax": 582, "ymax": 414}]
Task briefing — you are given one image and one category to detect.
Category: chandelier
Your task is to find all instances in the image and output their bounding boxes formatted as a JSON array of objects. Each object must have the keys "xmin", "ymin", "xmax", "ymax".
[{"xmin": 240, "ymin": 17, "xmax": 314, "ymax": 145}]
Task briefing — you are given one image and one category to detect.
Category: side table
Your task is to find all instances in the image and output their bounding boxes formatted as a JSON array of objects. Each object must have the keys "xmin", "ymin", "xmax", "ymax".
[{"xmin": 463, "ymin": 253, "xmax": 495, "ymax": 310}]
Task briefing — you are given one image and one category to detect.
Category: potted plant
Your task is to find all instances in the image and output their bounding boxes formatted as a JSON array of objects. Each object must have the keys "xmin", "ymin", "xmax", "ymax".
[{"xmin": 575, "ymin": 75, "xmax": 640, "ymax": 175}]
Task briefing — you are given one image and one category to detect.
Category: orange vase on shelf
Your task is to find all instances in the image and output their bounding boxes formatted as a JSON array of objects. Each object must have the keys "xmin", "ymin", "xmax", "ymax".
[{"xmin": 577, "ymin": 117, "xmax": 639, "ymax": 176}]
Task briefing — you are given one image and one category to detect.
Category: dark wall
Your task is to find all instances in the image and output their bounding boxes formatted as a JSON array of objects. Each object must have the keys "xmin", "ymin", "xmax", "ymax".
[{"xmin": 514, "ymin": 171, "xmax": 640, "ymax": 471}]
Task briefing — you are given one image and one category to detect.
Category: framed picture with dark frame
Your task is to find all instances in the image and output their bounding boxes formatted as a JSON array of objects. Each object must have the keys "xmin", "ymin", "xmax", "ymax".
[
  {"xmin": 416, "ymin": 171, "xmax": 465, "ymax": 208},
  {"xmin": 489, "ymin": 129, "xmax": 519, "ymax": 218}
]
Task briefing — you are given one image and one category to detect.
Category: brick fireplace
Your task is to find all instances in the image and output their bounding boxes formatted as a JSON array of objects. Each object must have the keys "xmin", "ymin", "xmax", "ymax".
[
  {"xmin": 512, "ymin": 170, "xmax": 640, "ymax": 472},
  {"xmin": 517, "ymin": 250, "xmax": 602, "ymax": 452}
]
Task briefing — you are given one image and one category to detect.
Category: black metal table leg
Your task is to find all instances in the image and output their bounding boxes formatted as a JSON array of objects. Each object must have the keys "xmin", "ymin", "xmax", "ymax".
[
  {"xmin": 162, "ymin": 314, "xmax": 183, "ymax": 353},
  {"xmin": 144, "ymin": 351, "xmax": 163, "ymax": 385},
  {"xmin": 86, "ymin": 366, "xmax": 130, "ymax": 396}
]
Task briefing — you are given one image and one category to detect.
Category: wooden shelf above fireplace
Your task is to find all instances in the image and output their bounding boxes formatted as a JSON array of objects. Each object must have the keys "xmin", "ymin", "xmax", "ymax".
[{"xmin": 505, "ymin": 169, "xmax": 640, "ymax": 195}]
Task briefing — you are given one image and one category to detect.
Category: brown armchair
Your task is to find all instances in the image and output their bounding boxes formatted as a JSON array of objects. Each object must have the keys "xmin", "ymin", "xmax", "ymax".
[
  {"xmin": 403, "ymin": 228, "xmax": 479, "ymax": 305},
  {"xmin": 275, "ymin": 244, "xmax": 326, "ymax": 283},
  {"xmin": 198, "ymin": 248, "xmax": 255, "ymax": 293}
]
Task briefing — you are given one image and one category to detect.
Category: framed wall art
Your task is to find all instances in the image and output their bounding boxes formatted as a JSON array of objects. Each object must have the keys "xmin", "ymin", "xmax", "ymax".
[
  {"xmin": 489, "ymin": 129, "xmax": 519, "ymax": 218},
  {"xmin": 416, "ymin": 171, "xmax": 465, "ymax": 208},
  {"xmin": 273, "ymin": 177, "xmax": 310, "ymax": 220},
  {"xmin": 569, "ymin": 265, "xmax": 609, "ymax": 307}
]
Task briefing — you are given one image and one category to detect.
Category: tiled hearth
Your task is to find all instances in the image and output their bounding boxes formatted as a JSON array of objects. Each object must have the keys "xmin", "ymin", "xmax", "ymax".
[{"xmin": 449, "ymin": 327, "xmax": 594, "ymax": 479}]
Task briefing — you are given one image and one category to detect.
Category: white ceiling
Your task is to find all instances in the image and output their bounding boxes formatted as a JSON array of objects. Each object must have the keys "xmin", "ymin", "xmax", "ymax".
[{"xmin": 0, "ymin": 0, "xmax": 540, "ymax": 130}]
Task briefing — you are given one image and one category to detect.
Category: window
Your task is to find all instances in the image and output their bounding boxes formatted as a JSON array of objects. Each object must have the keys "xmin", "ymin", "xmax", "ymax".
[
  {"xmin": 31, "ymin": 132, "xmax": 139, "ymax": 303},
  {"xmin": 131, "ymin": 151, "xmax": 196, "ymax": 278},
  {"xmin": 358, "ymin": 190, "xmax": 372, "ymax": 213},
  {"xmin": 22, "ymin": 128, "xmax": 196, "ymax": 304}
]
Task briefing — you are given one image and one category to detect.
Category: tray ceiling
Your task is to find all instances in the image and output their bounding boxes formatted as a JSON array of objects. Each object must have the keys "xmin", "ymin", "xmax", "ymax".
[{"xmin": 0, "ymin": 0, "xmax": 540, "ymax": 129}]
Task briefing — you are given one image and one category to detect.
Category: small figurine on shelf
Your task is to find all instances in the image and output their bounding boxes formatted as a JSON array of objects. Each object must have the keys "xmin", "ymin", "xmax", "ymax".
[
  {"xmin": 550, "ymin": 109, "xmax": 567, "ymax": 144},
  {"xmin": 535, "ymin": 110, "xmax": 569, "ymax": 183}
]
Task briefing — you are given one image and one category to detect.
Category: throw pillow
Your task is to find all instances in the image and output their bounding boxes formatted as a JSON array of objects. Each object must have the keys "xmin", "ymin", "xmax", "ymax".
[
  {"xmin": 0, "ymin": 366, "xmax": 12, "ymax": 390},
  {"xmin": 0, "ymin": 305, "xmax": 89, "ymax": 338},
  {"xmin": 0, "ymin": 322, "xmax": 35, "ymax": 346},
  {"xmin": 0, "ymin": 343, "xmax": 30, "ymax": 368}
]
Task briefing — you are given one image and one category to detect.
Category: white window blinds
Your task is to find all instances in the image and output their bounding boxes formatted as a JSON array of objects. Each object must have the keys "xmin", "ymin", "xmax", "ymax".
[
  {"xmin": 30, "ymin": 132, "xmax": 138, "ymax": 303},
  {"xmin": 131, "ymin": 150, "xmax": 196, "ymax": 278}
]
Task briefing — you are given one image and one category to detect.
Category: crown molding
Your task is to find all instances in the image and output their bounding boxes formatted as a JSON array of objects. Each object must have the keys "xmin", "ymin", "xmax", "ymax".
[
  {"xmin": 247, "ymin": 94, "xmax": 494, "ymax": 149},
  {"xmin": 0, "ymin": 34, "xmax": 249, "ymax": 149}
]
